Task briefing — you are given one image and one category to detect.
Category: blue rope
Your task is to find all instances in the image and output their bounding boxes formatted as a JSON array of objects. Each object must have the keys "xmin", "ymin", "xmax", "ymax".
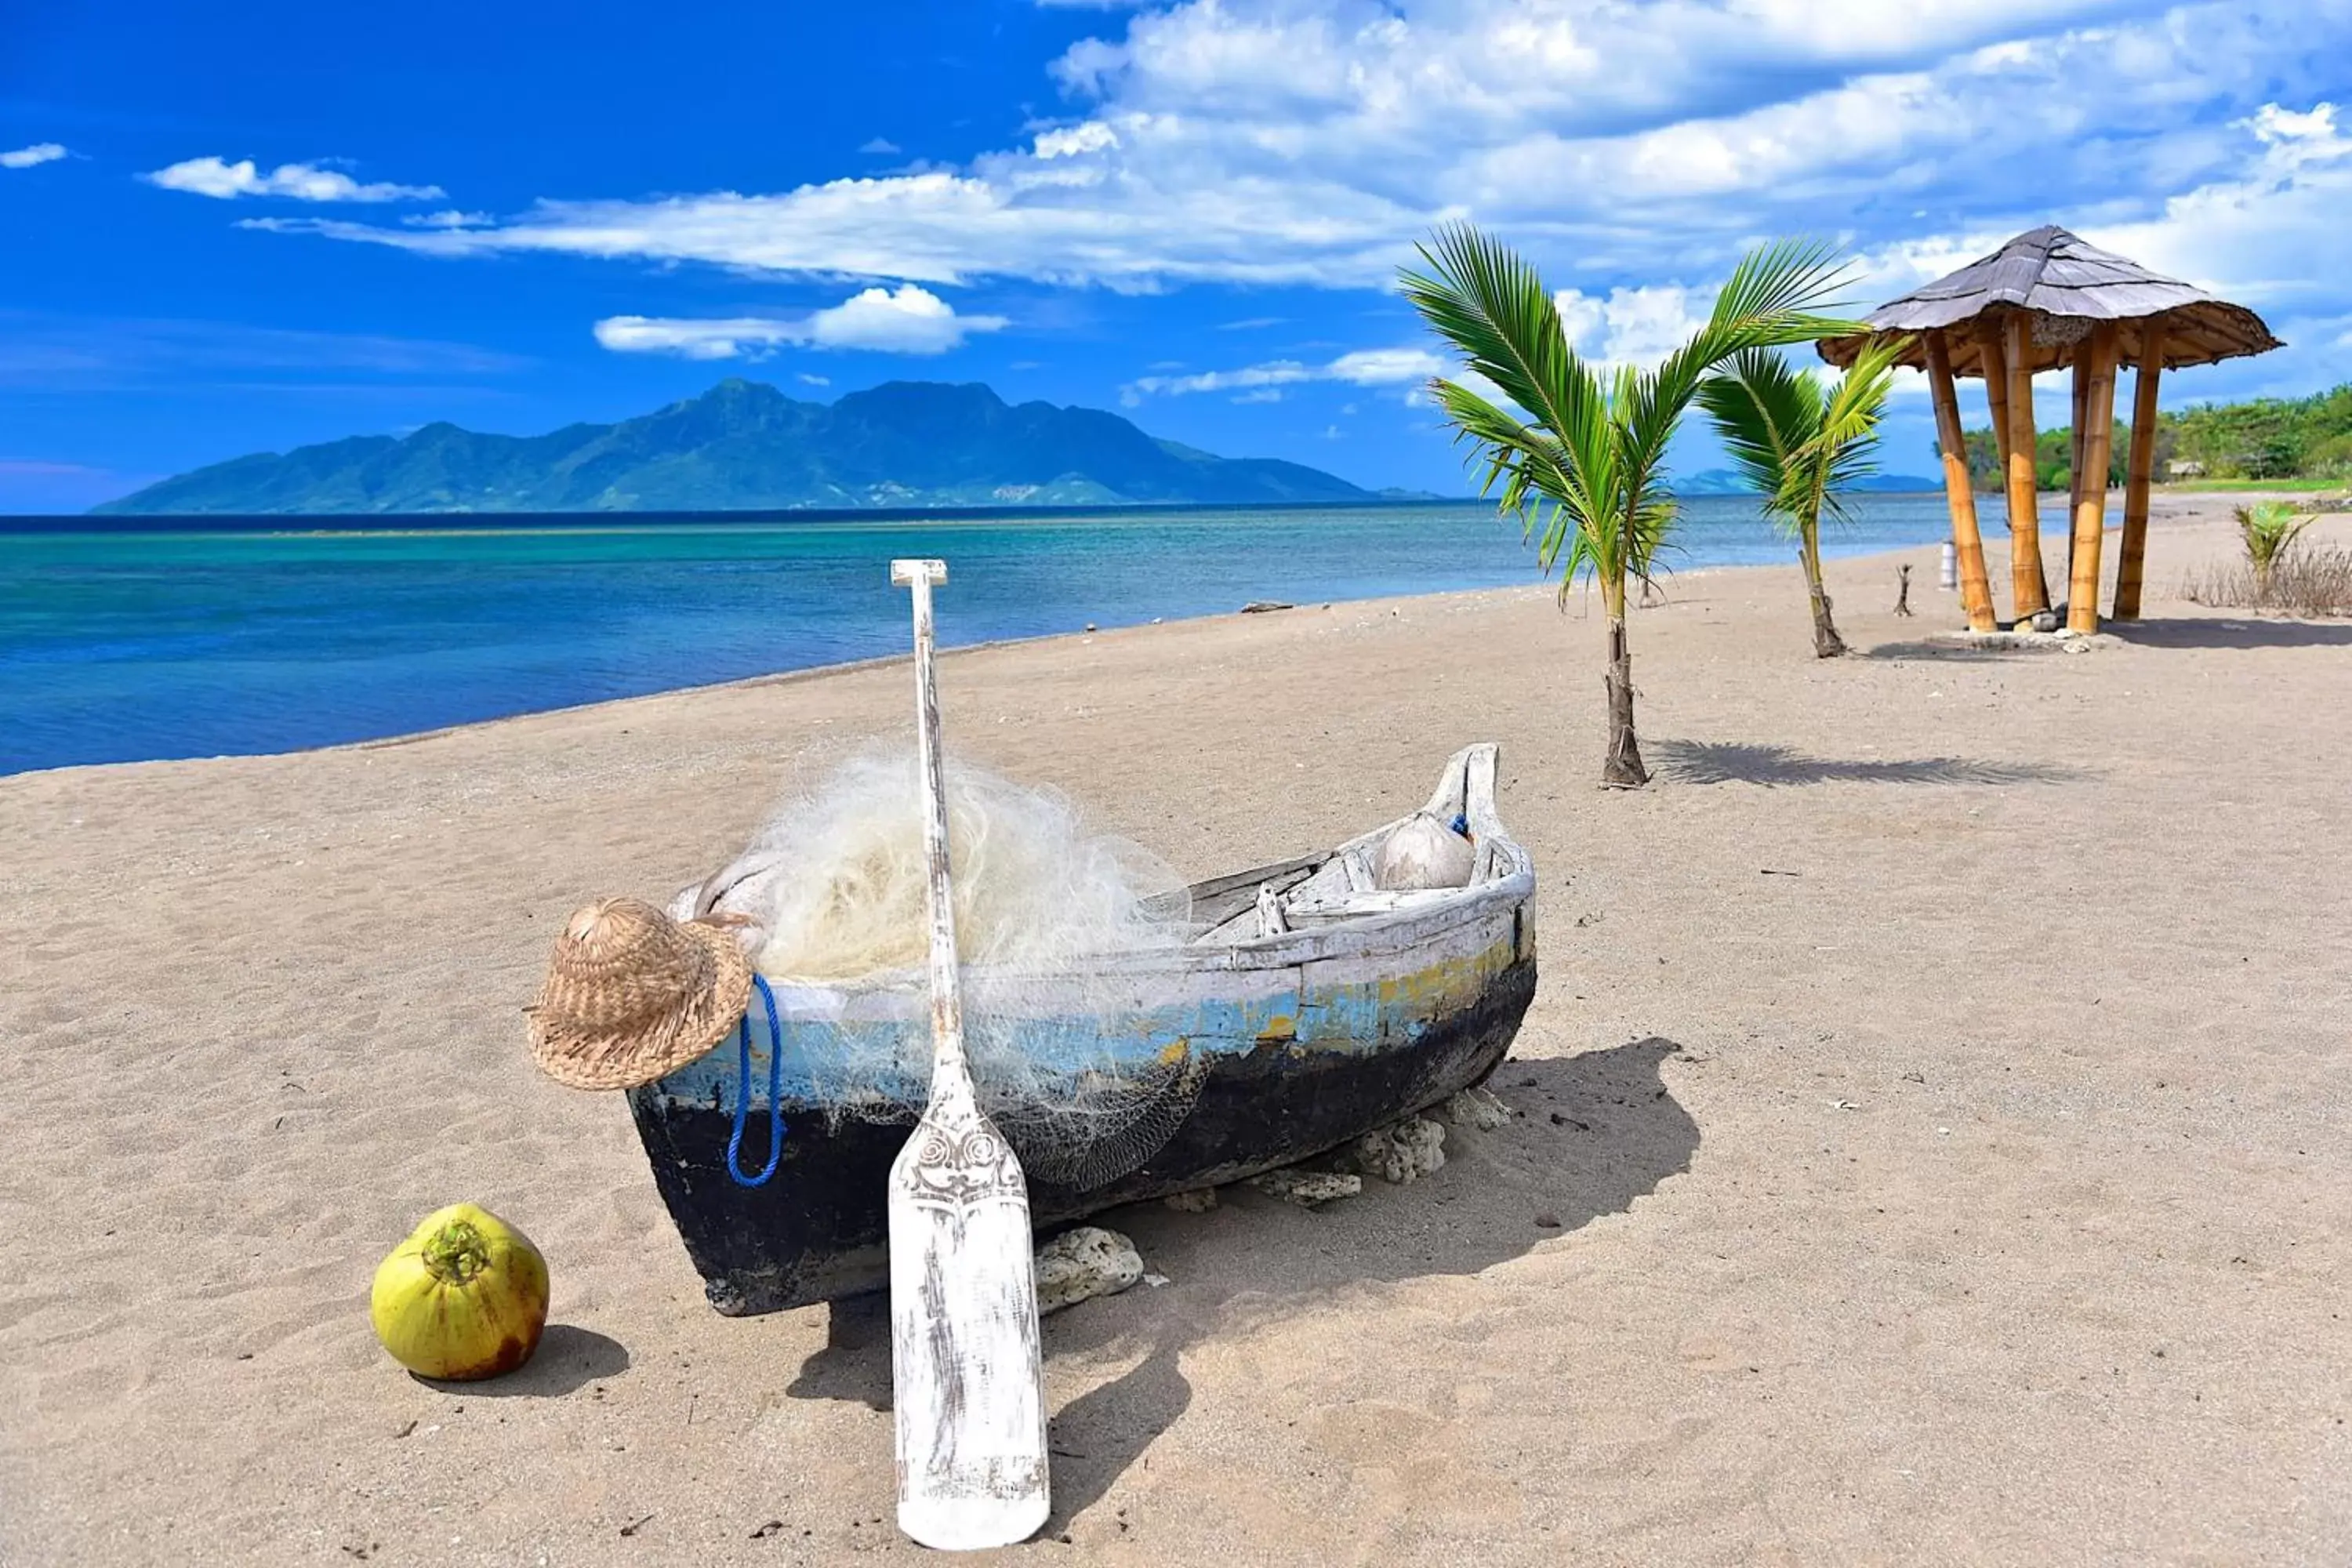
[{"xmin": 726, "ymin": 974, "xmax": 786, "ymax": 1187}]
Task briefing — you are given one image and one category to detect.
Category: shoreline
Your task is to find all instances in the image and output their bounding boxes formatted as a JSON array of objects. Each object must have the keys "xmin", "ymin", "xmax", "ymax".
[
  {"xmin": 5, "ymin": 492, "xmax": 1980, "ymax": 779},
  {"xmin": 8, "ymin": 547, "xmax": 1931, "ymax": 782},
  {"xmin": 8, "ymin": 485, "xmax": 2308, "ymax": 782}
]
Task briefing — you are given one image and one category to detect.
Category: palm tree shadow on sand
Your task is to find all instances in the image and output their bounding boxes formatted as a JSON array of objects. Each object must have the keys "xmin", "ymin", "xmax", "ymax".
[
  {"xmin": 786, "ymin": 1036, "xmax": 1699, "ymax": 1531},
  {"xmin": 1654, "ymin": 739, "xmax": 2085, "ymax": 788}
]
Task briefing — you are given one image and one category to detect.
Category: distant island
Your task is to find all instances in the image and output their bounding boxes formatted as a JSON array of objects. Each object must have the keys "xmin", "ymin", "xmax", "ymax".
[{"xmin": 94, "ymin": 379, "xmax": 1422, "ymax": 516}]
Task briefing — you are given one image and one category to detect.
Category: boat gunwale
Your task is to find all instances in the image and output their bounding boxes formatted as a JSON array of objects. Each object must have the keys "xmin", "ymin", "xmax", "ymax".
[{"xmin": 699, "ymin": 742, "xmax": 1530, "ymax": 1010}]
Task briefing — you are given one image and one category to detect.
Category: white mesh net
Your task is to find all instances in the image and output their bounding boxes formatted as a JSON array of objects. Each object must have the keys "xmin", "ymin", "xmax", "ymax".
[{"xmin": 696, "ymin": 746, "xmax": 1207, "ymax": 1189}]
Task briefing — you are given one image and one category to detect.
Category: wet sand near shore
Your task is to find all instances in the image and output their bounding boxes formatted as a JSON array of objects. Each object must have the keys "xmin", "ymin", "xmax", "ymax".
[{"xmin": 2, "ymin": 495, "xmax": 2348, "ymax": 1566}]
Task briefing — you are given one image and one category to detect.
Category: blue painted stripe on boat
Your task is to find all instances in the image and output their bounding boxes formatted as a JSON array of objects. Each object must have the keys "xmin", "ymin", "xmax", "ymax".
[{"xmin": 643, "ymin": 935, "xmax": 1517, "ymax": 1114}]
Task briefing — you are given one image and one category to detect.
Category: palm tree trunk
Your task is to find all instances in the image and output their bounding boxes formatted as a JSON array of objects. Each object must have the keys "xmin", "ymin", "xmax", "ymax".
[
  {"xmin": 1599, "ymin": 578, "xmax": 1647, "ymax": 788},
  {"xmin": 1799, "ymin": 523, "xmax": 1846, "ymax": 658}
]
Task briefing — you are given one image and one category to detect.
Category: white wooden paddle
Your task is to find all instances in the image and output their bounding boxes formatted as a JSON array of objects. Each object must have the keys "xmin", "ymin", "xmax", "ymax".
[{"xmin": 886, "ymin": 557, "xmax": 1051, "ymax": 1552}]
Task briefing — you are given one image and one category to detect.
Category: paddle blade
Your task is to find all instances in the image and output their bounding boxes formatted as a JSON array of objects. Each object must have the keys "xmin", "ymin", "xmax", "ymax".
[{"xmin": 888, "ymin": 1102, "xmax": 1051, "ymax": 1551}]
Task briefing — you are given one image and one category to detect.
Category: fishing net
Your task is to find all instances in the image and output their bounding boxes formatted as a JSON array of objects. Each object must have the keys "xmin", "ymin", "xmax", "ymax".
[{"xmin": 695, "ymin": 746, "xmax": 1207, "ymax": 1190}]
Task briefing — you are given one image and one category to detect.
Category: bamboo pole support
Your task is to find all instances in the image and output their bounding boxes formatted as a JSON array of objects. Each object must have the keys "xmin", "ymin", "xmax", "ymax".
[
  {"xmin": 2066, "ymin": 324, "xmax": 2120, "ymax": 633},
  {"xmin": 1978, "ymin": 320, "xmax": 2015, "ymax": 624},
  {"xmin": 2114, "ymin": 326, "xmax": 2165, "ymax": 619},
  {"xmin": 1925, "ymin": 330, "xmax": 1997, "ymax": 631},
  {"xmin": 2065, "ymin": 347, "xmax": 2089, "ymax": 596},
  {"xmin": 2069, "ymin": 349, "xmax": 2090, "ymax": 520},
  {"xmin": 1980, "ymin": 319, "xmax": 2013, "ymax": 479},
  {"xmin": 2004, "ymin": 313, "xmax": 2050, "ymax": 618}
]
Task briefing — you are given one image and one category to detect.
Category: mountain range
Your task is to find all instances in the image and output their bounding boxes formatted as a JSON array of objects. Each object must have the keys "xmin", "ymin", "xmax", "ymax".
[{"xmin": 92, "ymin": 379, "xmax": 1403, "ymax": 516}]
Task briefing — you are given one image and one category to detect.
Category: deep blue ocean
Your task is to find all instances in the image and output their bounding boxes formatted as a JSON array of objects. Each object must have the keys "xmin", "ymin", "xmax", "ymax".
[{"xmin": 0, "ymin": 495, "xmax": 1981, "ymax": 775}]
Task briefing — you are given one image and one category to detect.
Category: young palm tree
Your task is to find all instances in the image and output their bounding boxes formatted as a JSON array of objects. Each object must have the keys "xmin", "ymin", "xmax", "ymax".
[
  {"xmin": 2234, "ymin": 499, "xmax": 2317, "ymax": 599},
  {"xmin": 1400, "ymin": 226, "xmax": 1857, "ymax": 787},
  {"xmin": 1696, "ymin": 338, "xmax": 1904, "ymax": 659}
]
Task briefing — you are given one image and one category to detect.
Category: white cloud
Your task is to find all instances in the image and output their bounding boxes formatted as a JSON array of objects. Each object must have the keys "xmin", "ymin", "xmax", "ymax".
[
  {"xmin": 238, "ymin": 0, "xmax": 2204, "ymax": 289},
  {"xmin": 1550, "ymin": 284, "xmax": 1709, "ymax": 371},
  {"xmin": 797, "ymin": 372, "xmax": 832, "ymax": 386},
  {"xmin": 1127, "ymin": 360, "xmax": 1312, "ymax": 399},
  {"xmin": 217, "ymin": 0, "xmax": 2352, "ymax": 425},
  {"xmin": 1231, "ymin": 387, "xmax": 1285, "ymax": 404},
  {"xmin": 1326, "ymin": 346, "xmax": 1449, "ymax": 384},
  {"xmin": 1127, "ymin": 343, "xmax": 1445, "ymax": 401},
  {"xmin": 593, "ymin": 318, "xmax": 791, "ymax": 360},
  {"xmin": 2245, "ymin": 100, "xmax": 2343, "ymax": 157},
  {"xmin": 592, "ymin": 285, "xmax": 1008, "ymax": 359},
  {"xmin": 142, "ymin": 156, "xmax": 442, "ymax": 202},
  {"xmin": 402, "ymin": 209, "xmax": 492, "ymax": 228},
  {"xmin": 859, "ymin": 137, "xmax": 902, "ymax": 155},
  {"xmin": 1034, "ymin": 122, "xmax": 1120, "ymax": 159},
  {"xmin": 807, "ymin": 283, "xmax": 1008, "ymax": 351},
  {"xmin": 1, "ymin": 143, "xmax": 67, "ymax": 169}
]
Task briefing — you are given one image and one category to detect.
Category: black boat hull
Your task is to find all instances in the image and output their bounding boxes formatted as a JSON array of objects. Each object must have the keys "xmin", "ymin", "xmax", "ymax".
[{"xmin": 627, "ymin": 956, "xmax": 1536, "ymax": 1316}]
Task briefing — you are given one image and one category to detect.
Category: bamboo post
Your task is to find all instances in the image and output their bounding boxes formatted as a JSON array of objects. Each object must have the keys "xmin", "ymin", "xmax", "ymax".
[
  {"xmin": 2066, "ymin": 324, "xmax": 2120, "ymax": 633},
  {"xmin": 2004, "ymin": 313, "xmax": 2050, "ymax": 618},
  {"xmin": 1979, "ymin": 320, "xmax": 2014, "ymax": 624},
  {"xmin": 2069, "ymin": 349, "xmax": 2090, "ymax": 519},
  {"xmin": 2064, "ymin": 347, "xmax": 2089, "ymax": 597},
  {"xmin": 2114, "ymin": 326, "xmax": 2165, "ymax": 619},
  {"xmin": 1925, "ymin": 330, "xmax": 1997, "ymax": 631},
  {"xmin": 1980, "ymin": 319, "xmax": 2013, "ymax": 479}
]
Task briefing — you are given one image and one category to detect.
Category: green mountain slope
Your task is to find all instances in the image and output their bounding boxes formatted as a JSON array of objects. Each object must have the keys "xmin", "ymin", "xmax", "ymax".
[{"xmin": 93, "ymin": 379, "xmax": 1377, "ymax": 515}]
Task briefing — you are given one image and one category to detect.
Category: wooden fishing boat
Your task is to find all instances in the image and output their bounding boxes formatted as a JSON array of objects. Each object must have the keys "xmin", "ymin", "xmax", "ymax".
[{"xmin": 627, "ymin": 743, "xmax": 1537, "ymax": 1316}]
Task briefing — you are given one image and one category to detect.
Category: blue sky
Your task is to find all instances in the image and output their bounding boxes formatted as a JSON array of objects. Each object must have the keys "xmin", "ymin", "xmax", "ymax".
[{"xmin": 4, "ymin": 0, "xmax": 2349, "ymax": 513}]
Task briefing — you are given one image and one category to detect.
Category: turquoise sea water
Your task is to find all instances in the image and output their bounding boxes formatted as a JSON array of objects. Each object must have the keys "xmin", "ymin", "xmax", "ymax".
[{"xmin": 0, "ymin": 496, "xmax": 1970, "ymax": 775}]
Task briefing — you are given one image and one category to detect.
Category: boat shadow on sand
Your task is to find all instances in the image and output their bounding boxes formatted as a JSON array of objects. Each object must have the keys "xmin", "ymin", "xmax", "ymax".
[{"xmin": 786, "ymin": 1035, "xmax": 1698, "ymax": 1530}]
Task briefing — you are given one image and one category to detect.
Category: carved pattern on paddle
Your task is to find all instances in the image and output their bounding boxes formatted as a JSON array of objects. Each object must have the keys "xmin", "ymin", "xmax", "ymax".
[{"xmin": 901, "ymin": 1112, "xmax": 1025, "ymax": 1211}]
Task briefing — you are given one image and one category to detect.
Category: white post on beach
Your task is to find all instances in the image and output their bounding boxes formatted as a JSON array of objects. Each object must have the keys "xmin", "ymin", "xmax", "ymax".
[
  {"xmin": 1940, "ymin": 540, "xmax": 1958, "ymax": 592},
  {"xmin": 884, "ymin": 557, "xmax": 1051, "ymax": 1554}
]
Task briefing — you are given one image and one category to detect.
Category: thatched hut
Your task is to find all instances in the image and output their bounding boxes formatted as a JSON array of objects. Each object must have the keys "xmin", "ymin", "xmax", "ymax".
[{"xmin": 1821, "ymin": 227, "xmax": 2281, "ymax": 633}]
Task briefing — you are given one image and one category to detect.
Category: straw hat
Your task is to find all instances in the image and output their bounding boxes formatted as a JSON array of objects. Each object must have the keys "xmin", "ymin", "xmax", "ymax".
[{"xmin": 526, "ymin": 898, "xmax": 755, "ymax": 1091}]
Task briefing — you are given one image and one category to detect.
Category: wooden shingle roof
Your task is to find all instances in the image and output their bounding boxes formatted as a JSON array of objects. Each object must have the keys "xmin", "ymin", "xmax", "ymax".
[{"xmin": 1819, "ymin": 226, "xmax": 2281, "ymax": 377}]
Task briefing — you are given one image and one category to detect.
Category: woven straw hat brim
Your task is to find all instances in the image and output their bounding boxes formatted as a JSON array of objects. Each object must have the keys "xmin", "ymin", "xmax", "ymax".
[{"xmin": 528, "ymin": 920, "xmax": 756, "ymax": 1091}]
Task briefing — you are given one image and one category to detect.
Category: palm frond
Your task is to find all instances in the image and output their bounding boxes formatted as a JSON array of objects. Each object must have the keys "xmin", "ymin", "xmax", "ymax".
[
  {"xmin": 1696, "ymin": 348, "xmax": 1821, "ymax": 525},
  {"xmin": 1399, "ymin": 226, "xmax": 1602, "ymax": 470},
  {"xmin": 1809, "ymin": 336, "xmax": 1904, "ymax": 525},
  {"xmin": 1427, "ymin": 375, "xmax": 1609, "ymax": 580},
  {"xmin": 1401, "ymin": 226, "xmax": 1866, "ymax": 606},
  {"xmin": 1617, "ymin": 241, "xmax": 1863, "ymax": 508}
]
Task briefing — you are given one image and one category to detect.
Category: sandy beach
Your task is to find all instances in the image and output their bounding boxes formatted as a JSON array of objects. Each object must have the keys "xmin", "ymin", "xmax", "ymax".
[{"xmin": 3, "ymin": 493, "xmax": 2349, "ymax": 1566}]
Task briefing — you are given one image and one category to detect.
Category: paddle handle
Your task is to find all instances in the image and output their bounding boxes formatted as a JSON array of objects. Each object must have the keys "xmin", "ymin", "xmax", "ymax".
[{"xmin": 891, "ymin": 558, "xmax": 968, "ymax": 1087}]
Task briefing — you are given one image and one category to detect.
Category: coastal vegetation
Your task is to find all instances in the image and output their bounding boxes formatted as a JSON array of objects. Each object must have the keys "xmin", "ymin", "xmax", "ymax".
[
  {"xmin": 1401, "ymin": 225, "xmax": 1857, "ymax": 787},
  {"xmin": 1956, "ymin": 382, "xmax": 2352, "ymax": 491},
  {"xmin": 1697, "ymin": 339, "xmax": 1902, "ymax": 658},
  {"xmin": 2183, "ymin": 544, "xmax": 2352, "ymax": 618},
  {"xmin": 2234, "ymin": 500, "xmax": 2319, "ymax": 596},
  {"xmin": 2180, "ymin": 498, "xmax": 2350, "ymax": 616}
]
